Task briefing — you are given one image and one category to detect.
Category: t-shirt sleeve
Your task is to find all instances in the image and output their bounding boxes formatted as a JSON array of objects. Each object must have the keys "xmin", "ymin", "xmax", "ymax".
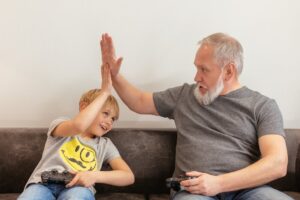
[
  {"xmin": 257, "ymin": 99, "xmax": 285, "ymax": 137},
  {"xmin": 47, "ymin": 117, "xmax": 69, "ymax": 137},
  {"xmin": 153, "ymin": 84, "xmax": 186, "ymax": 119},
  {"xmin": 103, "ymin": 138, "xmax": 120, "ymax": 163}
]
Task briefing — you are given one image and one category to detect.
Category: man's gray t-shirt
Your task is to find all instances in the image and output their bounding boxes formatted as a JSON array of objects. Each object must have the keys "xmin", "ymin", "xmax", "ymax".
[
  {"xmin": 153, "ymin": 84, "xmax": 284, "ymax": 177},
  {"xmin": 25, "ymin": 118, "xmax": 120, "ymax": 194}
]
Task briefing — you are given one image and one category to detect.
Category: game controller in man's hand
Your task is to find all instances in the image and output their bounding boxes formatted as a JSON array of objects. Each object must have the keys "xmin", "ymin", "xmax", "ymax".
[
  {"xmin": 41, "ymin": 169, "xmax": 75, "ymax": 185},
  {"xmin": 166, "ymin": 175, "xmax": 197, "ymax": 191}
]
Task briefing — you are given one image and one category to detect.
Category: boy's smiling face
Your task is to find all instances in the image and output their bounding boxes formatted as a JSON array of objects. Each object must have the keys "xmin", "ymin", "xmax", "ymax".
[{"xmin": 82, "ymin": 105, "xmax": 117, "ymax": 139}]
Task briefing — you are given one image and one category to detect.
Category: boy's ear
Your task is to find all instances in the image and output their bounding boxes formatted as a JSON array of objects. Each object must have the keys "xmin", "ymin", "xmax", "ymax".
[{"xmin": 79, "ymin": 102, "xmax": 88, "ymax": 111}]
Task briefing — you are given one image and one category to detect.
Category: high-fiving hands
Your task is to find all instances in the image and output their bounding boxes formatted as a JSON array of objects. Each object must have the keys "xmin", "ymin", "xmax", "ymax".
[{"xmin": 100, "ymin": 33, "xmax": 123, "ymax": 77}]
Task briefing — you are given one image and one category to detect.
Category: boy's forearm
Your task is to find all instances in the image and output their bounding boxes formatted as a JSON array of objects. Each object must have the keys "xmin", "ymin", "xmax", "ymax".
[
  {"xmin": 94, "ymin": 170, "xmax": 134, "ymax": 186},
  {"xmin": 72, "ymin": 90, "xmax": 110, "ymax": 133},
  {"xmin": 53, "ymin": 90, "xmax": 110, "ymax": 137}
]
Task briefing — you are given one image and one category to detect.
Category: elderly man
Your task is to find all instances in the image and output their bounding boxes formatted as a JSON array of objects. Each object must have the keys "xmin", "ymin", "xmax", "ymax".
[{"xmin": 100, "ymin": 32, "xmax": 292, "ymax": 200}]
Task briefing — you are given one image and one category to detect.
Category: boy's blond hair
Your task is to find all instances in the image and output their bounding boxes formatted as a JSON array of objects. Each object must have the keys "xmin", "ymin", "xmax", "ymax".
[{"xmin": 79, "ymin": 89, "xmax": 119, "ymax": 120}]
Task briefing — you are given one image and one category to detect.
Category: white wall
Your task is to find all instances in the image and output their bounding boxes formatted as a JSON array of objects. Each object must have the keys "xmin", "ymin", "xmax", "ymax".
[{"xmin": 0, "ymin": 0, "xmax": 299, "ymax": 128}]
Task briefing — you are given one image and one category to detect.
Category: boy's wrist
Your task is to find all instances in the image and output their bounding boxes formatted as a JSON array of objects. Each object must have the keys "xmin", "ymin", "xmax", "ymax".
[
  {"xmin": 101, "ymin": 89, "xmax": 111, "ymax": 96},
  {"xmin": 93, "ymin": 171, "xmax": 104, "ymax": 183}
]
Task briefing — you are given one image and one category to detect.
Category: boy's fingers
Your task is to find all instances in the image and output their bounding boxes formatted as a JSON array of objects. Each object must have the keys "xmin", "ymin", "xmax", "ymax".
[
  {"xmin": 103, "ymin": 63, "xmax": 109, "ymax": 74},
  {"xmin": 66, "ymin": 174, "xmax": 79, "ymax": 188}
]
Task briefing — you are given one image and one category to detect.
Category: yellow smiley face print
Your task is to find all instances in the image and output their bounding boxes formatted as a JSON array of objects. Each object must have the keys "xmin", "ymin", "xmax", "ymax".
[{"xmin": 59, "ymin": 138, "xmax": 97, "ymax": 171}]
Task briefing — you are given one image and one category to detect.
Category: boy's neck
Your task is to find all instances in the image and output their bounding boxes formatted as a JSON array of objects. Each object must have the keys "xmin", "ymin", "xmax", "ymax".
[{"xmin": 80, "ymin": 132, "xmax": 96, "ymax": 140}]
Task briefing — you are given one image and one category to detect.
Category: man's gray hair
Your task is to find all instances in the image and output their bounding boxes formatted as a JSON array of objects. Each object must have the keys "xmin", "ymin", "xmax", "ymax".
[{"xmin": 199, "ymin": 33, "xmax": 244, "ymax": 75}]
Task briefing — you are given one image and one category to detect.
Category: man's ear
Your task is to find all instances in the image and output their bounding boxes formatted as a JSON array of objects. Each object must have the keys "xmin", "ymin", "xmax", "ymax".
[
  {"xmin": 79, "ymin": 102, "xmax": 88, "ymax": 111},
  {"xmin": 224, "ymin": 63, "xmax": 236, "ymax": 81}
]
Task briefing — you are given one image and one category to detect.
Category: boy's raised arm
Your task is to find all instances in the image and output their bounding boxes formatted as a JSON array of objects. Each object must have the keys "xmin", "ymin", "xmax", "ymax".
[{"xmin": 52, "ymin": 64, "xmax": 112, "ymax": 137}]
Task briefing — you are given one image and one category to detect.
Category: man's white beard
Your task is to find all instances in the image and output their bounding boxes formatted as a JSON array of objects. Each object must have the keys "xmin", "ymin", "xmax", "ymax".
[{"xmin": 193, "ymin": 75, "xmax": 224, "ymax": 105}]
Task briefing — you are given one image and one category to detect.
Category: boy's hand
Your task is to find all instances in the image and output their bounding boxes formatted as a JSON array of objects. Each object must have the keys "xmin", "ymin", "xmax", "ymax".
[
  {"xmin": 100, "ymin": 33, "xmax": 123, "ymax": 77},
  {"xmin": 101, "ymin": 63, "xmax": 112, "ymax": 93},
  {"xmin": 66, "ymin": 171, "xmax": 96, "ymax": 188}
]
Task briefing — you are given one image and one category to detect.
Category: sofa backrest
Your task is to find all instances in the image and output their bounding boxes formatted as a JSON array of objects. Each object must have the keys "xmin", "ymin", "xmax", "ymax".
[
  {"xmin": 269, "ymin": 129, "xmax": 300, "ymax": 192},
  {"xmin": 0, "ymin": 128, "xmax": 299, "ymax": 194},
  {"xmin": 0, "ymin": 128, "xmax": 47, "ymax": 193},
  {"xmin": 97, "ymin": 129, "xmax": 177, "ymax": 194}
]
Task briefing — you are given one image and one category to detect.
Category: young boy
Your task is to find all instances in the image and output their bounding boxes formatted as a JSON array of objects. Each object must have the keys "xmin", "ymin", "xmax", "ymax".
[{"xmin": 18, "ymin": 64, "xmax": 134, "ymax": 200}]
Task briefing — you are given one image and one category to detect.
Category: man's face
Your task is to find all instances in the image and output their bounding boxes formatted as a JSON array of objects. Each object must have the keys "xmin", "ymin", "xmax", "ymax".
[{"xmin": 193, "ymin": 44, "xmax": 225, "ymax": 105}]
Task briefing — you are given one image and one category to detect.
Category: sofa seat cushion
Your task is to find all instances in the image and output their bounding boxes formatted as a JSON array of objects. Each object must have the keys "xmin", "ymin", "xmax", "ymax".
[
  {"xmin": 284, "ymin": 191, "xmax": 300, "ymax": 199},
  {"xmin": 0, "ymin": 193, "xmax": 20, "ymax": 200},
  {"xmin": 95, "ymin": 192, "xmax": 145, "ymax": 200},
  {"xmin": 149, "ymin": 192, "xmax": 300, "ymax": 200},
  {"xmin": 0, "ymin": 193, "xmax": 146, "ymax": 200},
  {"xmin": 149, "ymin": 194, "xmax": 169, "ymax": 200}
]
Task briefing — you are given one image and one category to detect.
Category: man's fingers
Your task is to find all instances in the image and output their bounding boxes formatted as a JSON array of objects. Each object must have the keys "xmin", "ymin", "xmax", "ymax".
[
  {"xmin": 107, "ymin": 34, "xmax": 116, "ymax": 55},
  {"xmin": 181, "ymin": 177, "xmax": 198, "ymax": 187},
  {"xmin": 116, "ymin": 57, "xmax": 123, "ymax": 68},
  {"xmin": 100, "ymin": 38, "xmax": 104, "ymax": 53},
  {"xmin": 186, "ymin": 171, "xmax": 202, "ymax": 177},
  {"xmin": 100, "ymin": 33, "xmax": 115, "ymax": 61}
]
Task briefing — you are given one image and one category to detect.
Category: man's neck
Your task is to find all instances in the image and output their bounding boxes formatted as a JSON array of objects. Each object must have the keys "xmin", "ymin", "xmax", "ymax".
[{"xmin": 220, "ymin": 81, "xmax": 242, "ymax": 95}]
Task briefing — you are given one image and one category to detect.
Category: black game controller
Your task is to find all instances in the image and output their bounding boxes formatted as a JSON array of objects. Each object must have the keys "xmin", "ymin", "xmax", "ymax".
[
  {"xmin": 41, "ymin": 169, "xmax": 75, "ymax": 185},
  {"xmin": 166, "ymin": 175, "xmax": 196, "ymax": 191}
]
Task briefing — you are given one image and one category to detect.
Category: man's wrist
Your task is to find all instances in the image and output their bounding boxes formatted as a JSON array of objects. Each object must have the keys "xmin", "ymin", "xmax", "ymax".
[
  {"xmin": 111, "ymin": 73, "xmax": 122, "ymax": 82},
  {"xmin": 216, "ymin": 175, "xmax": 226, "ymax": 193}
]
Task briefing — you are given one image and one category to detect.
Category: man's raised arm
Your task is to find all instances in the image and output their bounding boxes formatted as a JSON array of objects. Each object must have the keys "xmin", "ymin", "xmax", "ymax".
[{"xmin": 100, "ymin": 33, "xmax": 158, "ymax": 115}]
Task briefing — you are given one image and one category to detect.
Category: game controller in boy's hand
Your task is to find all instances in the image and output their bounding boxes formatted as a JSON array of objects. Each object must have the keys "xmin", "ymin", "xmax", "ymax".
[
  {"xmin": 166, "ymin": 175, "xmax": 197, "ymax": 191},
  {"xmin": 41, "ymin": 169, "xmax": 75, "ymax": 185}
]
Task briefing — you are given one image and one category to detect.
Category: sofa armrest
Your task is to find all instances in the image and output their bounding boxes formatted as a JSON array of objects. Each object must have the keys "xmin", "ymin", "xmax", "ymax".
[{"xmin": 296, "ymin": 145, "xmax": 300, "ymax": 192}]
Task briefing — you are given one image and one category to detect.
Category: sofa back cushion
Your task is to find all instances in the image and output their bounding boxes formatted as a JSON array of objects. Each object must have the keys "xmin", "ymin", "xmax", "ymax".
[
  {"xmin": 268, "ymin": 129, "xmax": 300, "ymax": 192},
  {"xmin": 0, "ymin": 128, "xmax": 47, "ymax": 193},
  {"xmin": 97, "ymin": 129, "xmax": 177, "ymax": 194}
]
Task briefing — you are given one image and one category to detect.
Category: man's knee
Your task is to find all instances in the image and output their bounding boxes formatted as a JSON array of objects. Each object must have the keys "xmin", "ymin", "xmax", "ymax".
[
  {"xmin": 236, "ymin": 186, "xmax": 294, "ymax": 200},
  {"xmin": 172, "ymin": 190, "xmax": 215, "ymax": 200}
]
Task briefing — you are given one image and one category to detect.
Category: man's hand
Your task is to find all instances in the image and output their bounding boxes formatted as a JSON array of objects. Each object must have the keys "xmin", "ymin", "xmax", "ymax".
[
  {"xmin": 180, "ymin": 171, "xmax": 222, "ymax": 196},
  {"xmin": 66, "ymin": 171, "xmax": 96, "ymax": 188},
  {"xmin": 100, "ymin": 33, "xmax": 123, "ymax": 77}
]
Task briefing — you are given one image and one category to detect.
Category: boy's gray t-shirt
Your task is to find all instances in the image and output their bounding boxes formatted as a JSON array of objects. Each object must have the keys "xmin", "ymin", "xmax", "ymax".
[
  {"xmin": 153, "ymin": 84, "xmax": 285, "ymax": 177},
  {"xmin": 25, "ymin": 118, "xmax": 120, "ymax": 194}
]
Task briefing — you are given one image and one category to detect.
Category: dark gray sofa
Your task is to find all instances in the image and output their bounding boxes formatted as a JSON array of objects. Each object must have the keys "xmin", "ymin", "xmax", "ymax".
[{"xmin": 0, "ymin": 128, "xmax": 299, "ymax": 200}]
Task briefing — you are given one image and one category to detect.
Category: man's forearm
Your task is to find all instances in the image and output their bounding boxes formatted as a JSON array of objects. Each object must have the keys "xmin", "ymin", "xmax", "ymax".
[
  {"xmin": 112, "ymin": 74, "xmax": 144, "ymax": 113},
  {"xmin": 218, "ymin": 155, "xmax": 287, "ymax": 193},
  {"xmin": 112, "ymin": 74, "xmax": 157, "ymax": 115}
]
